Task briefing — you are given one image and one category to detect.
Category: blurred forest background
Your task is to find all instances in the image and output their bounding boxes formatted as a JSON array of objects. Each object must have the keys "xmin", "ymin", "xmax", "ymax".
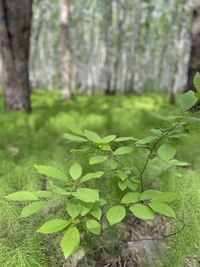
[
  {"xmin": 0, "ymin": 0, "xmax": 200, "ymax": 105},
  {"xmin": 0, "ymin": 0, "xmax": 200, "ymax": 267}
]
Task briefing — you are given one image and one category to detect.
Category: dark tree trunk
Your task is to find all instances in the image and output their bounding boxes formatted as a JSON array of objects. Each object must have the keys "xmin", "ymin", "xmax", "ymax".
[
  {"xmin": 0, "ymin": 0, "xmax": 32, "ymax": 112},
  {"xmin": 186, "ymin": 1, "xmax": 200, "ymax": 91},
  {"xmin": 60, "ymin": 0, "xmax": 71, "ymax": 99}
]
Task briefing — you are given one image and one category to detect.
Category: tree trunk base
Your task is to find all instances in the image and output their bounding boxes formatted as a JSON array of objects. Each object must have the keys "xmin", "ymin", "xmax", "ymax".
[{"xmin": 169, "ymin": 92, "xmax": 176, "ymax": 105}]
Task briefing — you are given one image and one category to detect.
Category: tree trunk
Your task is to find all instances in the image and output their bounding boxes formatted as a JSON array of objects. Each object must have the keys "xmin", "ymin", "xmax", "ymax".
[
  {"xmin": 170, "ymin": 0, "xmax": 191, "ymax": 104},
  {"xmin": 112, "ymin": 0, "xmax": 125, "ymax": 93},
  {"xmin": 0, "ymin": 0, "xmax": 32, "ymax": 112},
  {"xmin": 104, "ymin": 0, "xmax": 113, "ymax": 95},
  {"xmin": 186, "ymin": 0, "xmax": 200, "ymax": 91},
  {"xmin": 60, "ymin": 0, "xmax": 71, "ymax": 99}
]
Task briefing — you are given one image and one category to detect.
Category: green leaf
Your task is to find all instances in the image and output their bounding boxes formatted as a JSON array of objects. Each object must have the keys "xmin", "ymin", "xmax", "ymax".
[
  {"xmin": 158, "ymin": 144, "xmax": 176, "ymax": 161},
  {"xmin": 70, "ymin": 147, "xmax": 90, "ymax": 153},
  {"xmin": 140, "ymin": 190, "xmax": 162, "ymax": 201},
  {"xmin": 5, "ymin": 191, "xmax": 39, "ymax": 201},
  {"xmin": 130, "ymin": 204, "xmax": 154, "ymax": 220},
  {"xmin": 90, "ymin": 206, "xmax": 102, "ymax": 220},
  {"xmin": 179, "ymin": 91, "xmax": 198, "ymax": 111},
  {"xmin": 101, "ymin": 135, "xmax": 116, "ymax": 143},
  {"xmin": 193, "ymin": 72, "xmax": 200, "ymax": 91},
  {"xmin": 150, "ymin": 129, "xmax": 162, "ymax": 136},
  {"xmin": 151, "ymin": 192, "xmax": 177, "ymax": 202},
  {"xmin": 80, "ymin": 202, "xmax": 94, "ymax": 216},
  {"xmin": 89, "ymin": 156, "xmax": 107, "ymax": 165},
  {"xmin": 114, "ymin": 137, "xmax": 135, "ymax": 142},
  {"xmin": 35, "ymin": 165, "xmax": 68, "ymax": 182},
  {"xmin": 37, "ymin": 219, "xmax": 70, "ymax": 234},
  {"xmin": 66, "ymin": 199, "xmax": 82, "ymax": 219},
  {"xmin": 61, "ymin": 227, "xmax": 80, "ymax": 259},
  {"xmin": 20, "ymin": 201, "xmax": 45, "ymax": 218},
  {"xmin": 81, "ymin": 171, "xmax": 104, "ymax": 182},
  {"xmin": 127, "ymin": 180, "xmax": 138, "ymax": 191},
  {"xmin": 118, "ymin": 180, "xmax": 128, "ymax": 191},
  {"xmin": 117, "ymin": 170, "xmax": 127, "ymax": 181},
  {"xmin": 195, "ymin": 91, "xmax": 200, "ymax": 99},
  {"xmin": 108, "ymin": 159, "xmax": 118, "ymax": 170},
  {"xmin": 51, "ymin": 185, "xmax": 71, "ymax": 196},
  {"xmin": 149, "ymin": 202, "xmax": 176, "ymax": 218},
  {"xmin": 136, "ymin": 136, "xmax": 157, "ymax": 145},
  {"xmin": 168, "ymin": 159, "xmax": 189, "ymax": 167},
  {"xmin": 84, "ymin": 130, "xmax": 102, "ymax": 143},
  {"xmin": 98, "ymin": 198, "xmax": 107, "ymax": 206},
  {"xmin": 32, "ymin": 191, "xmax": 53, "ymax": 198},
  {"xmin": 86, "ymin": 219, "xmax": 101, "ymax": 235},
  {"xmin": 72, "ymin": 188, "xmax": 99, "ymax": 203},
  {"xmin": 121, "ymin": 192, "xmax": 141, "ymax": 204},
  {"xmin": 98, "ymin": 143, "xmax": 112, "ymax": 151},
  {"xmin": 69, "ymin": 163, "xmax": 82, "ymax": 180},
  {"xmin": 64, "ymin": 133, "xmax": 87, "ymax": 142},
  {"xmin": 113, "ymin": 146, "xmax": 133, "ymax": 155},
  {"xmin": 67, "ymin": 125, "xmax": 84, "ymax": 136},
  {"xmin": 106, "ymin": 206, "xmax": 126, "ymax": 226}
]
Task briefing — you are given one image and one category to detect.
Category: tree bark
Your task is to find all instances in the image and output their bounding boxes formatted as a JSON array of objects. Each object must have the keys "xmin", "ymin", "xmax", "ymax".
[
  {"xmin": 112, "ymin": 0, "xmax": 125, "ymax": 93},
  {"xmin": 104, "ymin": 0, "xmax": 113, "ymax": 95},
  {"xmin": 186, "ymin": 0, "xmax": 200, "ymax": 91},
  {"xmin": 170, "ymin": 0, "xmax": 191, "ymax": 104},
  {"xmin": 60, "ymin": 0, "xmax": 71, "ymax": 99},
  {"xmin": 0, "ymin": 0, "xmax": 32, "ymax": 112}
]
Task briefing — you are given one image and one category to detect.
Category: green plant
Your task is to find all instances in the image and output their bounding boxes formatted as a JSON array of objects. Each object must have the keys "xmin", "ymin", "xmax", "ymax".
[{"xmin": 5, "ymin": 75, "xmax": 200, "ymax": 260}]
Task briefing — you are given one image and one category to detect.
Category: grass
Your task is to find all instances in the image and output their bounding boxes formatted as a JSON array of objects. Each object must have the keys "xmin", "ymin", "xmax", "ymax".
[{"xmin": 0, "ymin": 90, "xmax": 199, "ymax": 266}]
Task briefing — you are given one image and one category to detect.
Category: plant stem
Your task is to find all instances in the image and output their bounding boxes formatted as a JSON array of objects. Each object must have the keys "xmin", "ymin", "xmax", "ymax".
[{"xmin": 139, "ymin": 122, "xmax": 180, "ymax": 192}]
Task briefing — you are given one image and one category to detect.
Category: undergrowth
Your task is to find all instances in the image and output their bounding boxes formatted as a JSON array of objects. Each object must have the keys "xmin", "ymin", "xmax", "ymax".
[{"xmin": 0, "ymin": 90, "xmax": 199, "ymax": 266}]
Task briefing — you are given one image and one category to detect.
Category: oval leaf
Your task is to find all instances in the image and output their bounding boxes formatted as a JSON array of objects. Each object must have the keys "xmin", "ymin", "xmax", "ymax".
[
  {"xmin": 35, "ymin": 165, "xmax": 68, "ymax": 182},
  {"xmin": 80, "ymin": 202, "xmax": 94, "ymax": 216},
  {"xmin": 149, "ymin": 202, "xmax": 176, "ymax": 218},
  {"xmin": 179, "ymin": 91, "xmax": 198, "ymax": 111},
  {"xmin": 20, "ymin": 201, "xmax": 45, "ymax": 218},
  {"xmin": 90, "ymin": 206, "xmax": 102, "ymax": 220},
  {"xmin": 72, "ymin": 188, "xmax": 99, "ymax": 203},
  {"xmin": 89, "ymin": 156, "xmax": 107, "ymax": 165},
  {"xmin": 193, "ymin": 72, "xmax": 200, "ymax": 91},
  {"xmin": 158, "ymin": 144, "xmax": 176, "ymax": 161},
  {"xmin": 106, "ymin": 206, "xmax": 126, "ymax": 226},
  {"xmin": 121, "ymin": 192, "xmax": 141, "ymax": 204},
  {"xmin": 101, "ymin": 135, "xmax": 116, "ymax": 143},
  {"xmin": 69, "ymin": 163, "xmax": 82, "ymax": 180},
  {"xmin": 113, "ymin": 146, "xmax": 133, "ymax": 155},
  {"xmin": 84, "ymin": 130, "xmax": 102, "ymax": 143},
  {"xmin": 66, "ymin": 199, "xmax": 82, "ymax": 219},
  {"xmin": 37, "ymin": 219, "xmax": 70, "ymax": 234},
  {"xmin": 5, "ymin": 191, "xmax": 39, "ymax": 201},
  {"xmin": 61, "ymin": 227, "xmax": 80, "ymax": 259},
  {"xmin": 86, "ymin": 219, "xmax": 101, "ymax": 235},
  {"xmin": 64, "ymin": 133, "xmax": 87, "ymax": 142},
  {"xmin": 81, "ymin": 171, "xmax": 104, "ymax": 182},
  {"xmin": 32, "ymin": 191, "xmax": 53, "ymax": 198},
  {"xmin": 130, "ymin": 204, "xmax": 154, "ymax": 220}
]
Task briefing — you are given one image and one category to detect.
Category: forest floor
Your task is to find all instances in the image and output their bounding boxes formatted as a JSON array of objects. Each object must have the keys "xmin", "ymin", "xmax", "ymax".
[{"xmin": 0, "ymin": 91, "xmax": 200, "ymax": 267}]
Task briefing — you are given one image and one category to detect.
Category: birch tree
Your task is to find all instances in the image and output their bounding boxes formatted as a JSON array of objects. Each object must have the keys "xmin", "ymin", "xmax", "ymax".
[
  {"xmin": 170, "ymin": 0, "xmax": 192, "ymax": 103},
  {"xmin": 60, "ymin": 0, "xmax": 71, "ymax": 99}
]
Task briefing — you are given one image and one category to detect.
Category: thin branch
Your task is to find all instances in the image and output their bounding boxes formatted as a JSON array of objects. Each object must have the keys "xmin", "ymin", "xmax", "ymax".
[{"xmin": 139, "ymin": 122, "xmax": 181, "ymax": 192}]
